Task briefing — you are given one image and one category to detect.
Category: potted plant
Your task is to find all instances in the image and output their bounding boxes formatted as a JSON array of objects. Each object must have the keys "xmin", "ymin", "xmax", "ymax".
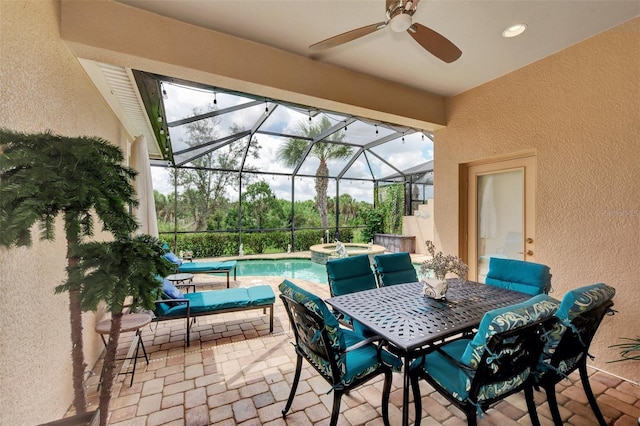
[
  {"xmin": 57, "ymin": 234, "xmax": 173, "ymax": 426},
  {"xmin": 419, "ymin": 240, "xmax": 468, "ymax": 299},
  {"xmin": 0, "ymin": 129, "xmax": 140, "ymax": 422}
]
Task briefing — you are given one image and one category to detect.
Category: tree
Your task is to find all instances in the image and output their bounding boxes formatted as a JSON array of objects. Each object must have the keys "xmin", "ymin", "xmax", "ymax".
[
  {"xmin": 277, "ymin": 116, "xmax": 351, "ymax": 228},
  {"xmin": 0, "ymin": 129, "xmax": 138, "ymax": 414},
  {"xmin": 173, "ymin": 105, "xmax": 260, "ymax": 231},
  {"xmin": 242, "ymin": 181, "xmax": 282, "ymax": 229},
  {"xmin": 57, "ymin": 235, "xmax": 173, "ymax": 426}
]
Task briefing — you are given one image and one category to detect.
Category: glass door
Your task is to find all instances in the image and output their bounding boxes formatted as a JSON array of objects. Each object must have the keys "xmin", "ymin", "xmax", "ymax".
[{"xmin": 466, "ymin": 156, "xmax": 536, "ymax": 282}]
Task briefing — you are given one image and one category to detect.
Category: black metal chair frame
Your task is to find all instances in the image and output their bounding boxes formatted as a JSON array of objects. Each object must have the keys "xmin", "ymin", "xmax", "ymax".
[
  {"xmin": 410, "ymin": 317, "xmax": 555, "ymax": 426},
  {"xmin": 280, "ymin": 293, "xmax": 394, "ymax": 426},
  {"xmin": 530, "ymin": 300, "xmax": 615, "ymax": 426}
]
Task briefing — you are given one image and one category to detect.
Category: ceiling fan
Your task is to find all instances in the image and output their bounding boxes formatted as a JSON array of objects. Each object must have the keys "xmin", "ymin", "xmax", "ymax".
[{"xmin": 309, "ymin": 0, "xmax": 462, "ymax": 63}]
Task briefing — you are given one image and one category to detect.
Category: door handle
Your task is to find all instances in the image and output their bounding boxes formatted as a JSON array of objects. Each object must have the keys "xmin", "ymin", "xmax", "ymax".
[
  {"xmin": 526, "ymin": 238, "xmax": 533, "ymax": 244},
  {"xmin": 518, "ymin": 250, "xmax": 534, "ymax": 256}
]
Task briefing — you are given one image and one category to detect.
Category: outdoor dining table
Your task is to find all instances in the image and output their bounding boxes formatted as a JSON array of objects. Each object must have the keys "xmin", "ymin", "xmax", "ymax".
[{"xmin": 325, "ymin": 280, "xmax": 532, "ymax": 426}]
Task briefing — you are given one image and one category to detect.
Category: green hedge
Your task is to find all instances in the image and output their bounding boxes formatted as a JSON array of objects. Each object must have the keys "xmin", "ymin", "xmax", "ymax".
[{"xmin": 161, "ymin": 228, "xmax": 355, "ymax": 258}]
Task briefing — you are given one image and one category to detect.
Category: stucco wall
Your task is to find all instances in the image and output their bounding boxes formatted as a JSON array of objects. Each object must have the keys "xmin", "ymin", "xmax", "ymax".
[
  {"xmin": 0, "ymin": 1, "xmax": 132, "ymax": 423},
  {"xmin": 435, "ymin": 18, "xmax": 640, "ymax": 383}
]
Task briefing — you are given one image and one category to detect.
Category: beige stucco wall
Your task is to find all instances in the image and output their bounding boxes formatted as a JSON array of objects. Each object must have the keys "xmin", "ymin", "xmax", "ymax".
[
  {"xmin": 403, "ymin": 202, "xmax": 435, "ymax": 254},
  {"xmin": 0, "ymin": 1, "xmax": 133, "ymax": 423},
  {"xmin": 435, "ymin": 18, "xmax": 640, "ymax": 383}
]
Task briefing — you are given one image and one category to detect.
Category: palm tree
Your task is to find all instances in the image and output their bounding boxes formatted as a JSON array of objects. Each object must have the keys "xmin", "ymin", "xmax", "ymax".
[
  {"xmin": 0, "ymin": 129, "xmax": 138, "ymax": 414},
  {"xmin": 57, "ymin": 235, "xmax": 173, "ymax": 426},
  {"xmin": 277, "ymin": 116, "xmax": 352, "ymax": 228}
]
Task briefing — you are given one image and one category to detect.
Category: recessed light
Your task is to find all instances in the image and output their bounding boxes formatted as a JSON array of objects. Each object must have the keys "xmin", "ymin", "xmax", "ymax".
[{"xmin": 502, "ymin": 24, "xmax": 527, "ymax": 38}]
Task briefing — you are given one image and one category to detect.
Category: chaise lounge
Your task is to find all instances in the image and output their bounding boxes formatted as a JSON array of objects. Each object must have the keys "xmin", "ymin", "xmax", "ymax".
[
  {"xmin": 163, "ymin": 249, "xmax": 237, "ymax": 288},
  {"xmin": 177, "ymin": 260, "xmax": 238, "ymax": 288},
  {"xmin": 153, "ymin": 278, "xmax": 275, "ymax": 346}
]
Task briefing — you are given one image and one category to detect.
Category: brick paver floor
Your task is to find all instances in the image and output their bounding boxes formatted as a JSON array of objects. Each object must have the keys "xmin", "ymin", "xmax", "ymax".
[{"xmin": 75, "ymin": 274, "xmax": 639, "ymax": 426}]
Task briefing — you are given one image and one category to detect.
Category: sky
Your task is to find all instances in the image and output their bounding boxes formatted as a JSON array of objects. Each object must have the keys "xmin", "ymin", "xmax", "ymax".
[{"xmin": 151, "ymin": 82, "xmax": 434, "ymax": 202}]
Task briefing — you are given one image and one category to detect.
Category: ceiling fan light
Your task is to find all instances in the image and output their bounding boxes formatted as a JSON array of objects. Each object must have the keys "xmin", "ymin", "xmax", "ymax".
[
  {"xmin": 390, "ymin": 13, "xmax": 412, "ymax": 33},
  {"xmin": 502, "ymin": 23, "xmax": 527, "ymax": 38}
]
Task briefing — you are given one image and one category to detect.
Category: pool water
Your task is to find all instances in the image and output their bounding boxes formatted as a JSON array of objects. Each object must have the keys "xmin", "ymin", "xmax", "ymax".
[
  {"xmin": 236, "ymin": 259, "xmax": 329, "ymax": 284},
  {"xmin": 235, "ymin": 258, "xmax": 422, "ymax": 285}
]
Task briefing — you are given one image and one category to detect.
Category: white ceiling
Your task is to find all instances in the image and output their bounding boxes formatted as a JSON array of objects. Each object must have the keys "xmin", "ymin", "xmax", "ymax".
[{"xmin": 117, "ymin": 0, "xmax": 639, "ymax": 97}]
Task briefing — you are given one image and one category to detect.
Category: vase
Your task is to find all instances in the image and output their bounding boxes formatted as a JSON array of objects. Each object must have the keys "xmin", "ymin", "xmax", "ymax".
[{"xmin": 421, "ymin": 278, "xmax": 448, "ymax": 299}]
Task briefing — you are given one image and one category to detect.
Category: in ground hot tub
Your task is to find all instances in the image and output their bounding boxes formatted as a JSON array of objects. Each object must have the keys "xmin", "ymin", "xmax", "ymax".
[{"xmin": 309, "ymin": 243, "xmax": 386, "ymax": 264}]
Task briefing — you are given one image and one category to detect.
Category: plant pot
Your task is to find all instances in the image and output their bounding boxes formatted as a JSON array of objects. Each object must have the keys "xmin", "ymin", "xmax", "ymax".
[{"xmin": 421, "ymin": 278, "xmax": 448, "ymax": 299}]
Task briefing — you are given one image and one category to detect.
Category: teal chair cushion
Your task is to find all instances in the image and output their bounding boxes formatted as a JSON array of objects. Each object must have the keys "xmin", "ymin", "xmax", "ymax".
[
  {"xmin": 247, "ymin": 285, "xmax": 277, "ymax": 305},
  {"xmin": 555, "ymin": 283, "xmax": 615, "ymax": 323},
  {"xmin": 461, "ymin": 294, "xmax": 559, "ymax": 367},
  {"xmin": 158, "ymin": 285, "xmax": 275, "ymax": 317},
  {"xmin": 279, "ymin": 279, "xmax": 402, "ymax": 387},
  {"xmin": 374, "ymin": 252, "xmax": 419, "ymax": 286},
  {"xmin": 342, "ymin": 329, "xmax": 403, "ymax": 383},
  {"xmin": 412, "ymin": 294, "xmax": 559, "ymax": 403},
  {"xmin": 540, "ymin": 283, "xmax": 615, "ymax": 375},
  {"xmin": 278, "ymin": 279, "xmax": 345, "ymax": 351},
  {"xmin": 485, "ymin": 258, "xmax": 551, "ymax": 295},
  {"xmin": 178, "ymin": 260, "xmax": 237, "ymax": 273},
  {"xmin": 326, "ymin": 255, "xmax": 377, "ymax": 296},
  {"xmin": 410, "ymin": 339, "xmax": 470, "ymax": 401}
]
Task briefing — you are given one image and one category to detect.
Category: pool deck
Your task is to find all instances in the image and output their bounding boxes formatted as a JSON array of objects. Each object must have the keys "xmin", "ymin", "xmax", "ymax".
[{"xmin": 69, "ymin": 268, "xmax": 640, "ymax": 426}]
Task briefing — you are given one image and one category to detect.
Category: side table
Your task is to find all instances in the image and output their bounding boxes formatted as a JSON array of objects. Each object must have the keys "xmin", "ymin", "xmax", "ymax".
[
  {"xmin": 166, "ymin": 272, "xmax": 196, "ymax": 293},
  {"xmin": 94, "ymin": 313, "xmax": 152, "ymax": 386}
]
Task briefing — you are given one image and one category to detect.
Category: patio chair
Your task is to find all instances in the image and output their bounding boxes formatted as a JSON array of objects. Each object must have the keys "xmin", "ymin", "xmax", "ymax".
[
  {"xmin": 373, "ymin": 252, "xmax": 419, "ymax": 287},
  {"xmin": 278, "ymin": 279, "xmax": 402, "ymax": 426},
  {"xmin": 409, "ymin": 294, "xmax": 559, "ymax": 426},
  {"xmin": 485, "ymin": 257, "xmax": 552, "ymax": 295},
  {"xmin": 325, "ymin": 254, "xmax": 378, "ymax": 328},
  {"xmin": 529, "ymin": 283, "xmax": 616, "ymax": 426},
  {"xmin": 161, "ymin": 247, "xmax": 237, "ymax": 288}
]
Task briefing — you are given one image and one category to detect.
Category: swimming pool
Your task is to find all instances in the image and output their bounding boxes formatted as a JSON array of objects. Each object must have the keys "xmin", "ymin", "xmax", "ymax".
[
  {"xmin": 236, "ymin": 259, "xmax": 329, "ymax": 284},
  {"xmin": 235, "ymin": 258, "xmax": 422, "ymax": 285}
]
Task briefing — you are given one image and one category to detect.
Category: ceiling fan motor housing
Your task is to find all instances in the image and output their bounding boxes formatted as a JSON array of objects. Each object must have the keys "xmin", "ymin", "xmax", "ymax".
[{"xmin": 387, "ymin": 0, "xmax": 418, "ymax": 32}]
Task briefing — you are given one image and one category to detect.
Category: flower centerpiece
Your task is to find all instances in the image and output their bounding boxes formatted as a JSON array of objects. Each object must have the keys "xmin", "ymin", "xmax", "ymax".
[{"xmin": 419, "ymin": 240, "xmax": 469, "ymax": 298}]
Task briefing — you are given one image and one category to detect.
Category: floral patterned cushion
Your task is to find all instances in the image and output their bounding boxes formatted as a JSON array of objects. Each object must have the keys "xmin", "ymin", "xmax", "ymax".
[
  {"xmin": 411, "ymin": 295, "xmax": 559, "ymax": 404},
  {"xmin": 461, "ymin": 294, "xmax": 560, "ymax": 367},
  {"xmin": 279, "ymin": 279, "xmax": 402, "ymax": 387},
  {"xmin": 538, "ymin": 283, "xmax": 615, "ymax": 375},
  {"xmin": 555, "ymin": 283, "xmax": 615, "ymax": 323}
]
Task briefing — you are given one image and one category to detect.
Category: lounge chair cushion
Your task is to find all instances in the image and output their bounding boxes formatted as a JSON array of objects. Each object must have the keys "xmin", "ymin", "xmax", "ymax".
[
  {"xmin": 164, "ymin": 251, "xmax": 182, "ymax": 266},
  {"xmin": 178, "ymin": 260, "xmax": 237, "ymax": 273},
  {"xmin": 159, "ymin": 286, "xmax": 275, "ymax": 318}
]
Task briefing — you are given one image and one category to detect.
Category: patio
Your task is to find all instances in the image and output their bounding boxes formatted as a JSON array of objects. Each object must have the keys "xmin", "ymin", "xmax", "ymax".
[{"xmin": 74, "ymin": 274, "xmax": 639, "ymax": 426}]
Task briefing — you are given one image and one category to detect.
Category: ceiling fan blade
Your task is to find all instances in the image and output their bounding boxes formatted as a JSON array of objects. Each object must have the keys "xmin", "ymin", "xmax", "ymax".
[
  {"xmin": 408, "ymin": 23, "xmax": 462, "ymax": 63},
  {"xmin": 309, "ymin": 22, "xmax": 386, "ymax": 52}
]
